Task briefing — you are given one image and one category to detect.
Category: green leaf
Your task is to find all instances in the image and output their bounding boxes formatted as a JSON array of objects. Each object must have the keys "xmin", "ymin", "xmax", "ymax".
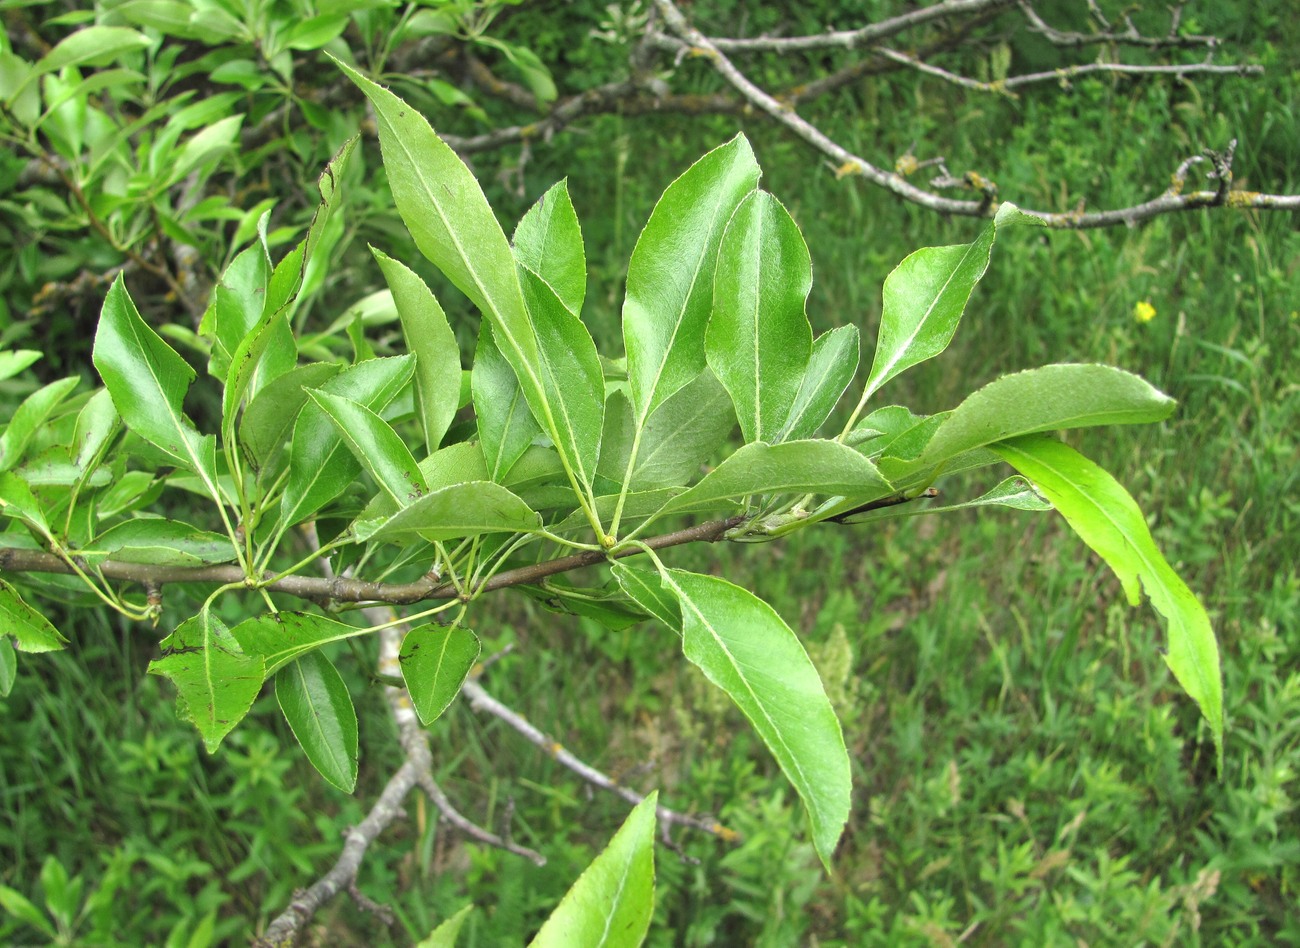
[
  {"xmin": 623, "ymin": 135, "xmax": 759, "ymax": 423},
  {"xmin": 39, "ymin": 856, "xmax": 73, "ymax": 932},
  {"xmin": 67, "ymin": 389, "xmax": 120, "ymax": 485},
  {"xmin": 663, "ymin": 569, "xmax": 850, "ymax": 868},
  {"xmin": 279, "ymin": 355, "xmax": 416, "ymax": 527},
  {"xmin": 0, "ymin": 350, "xmax": 42, "ymax": 382},
  {"xmin": 113, "ymin": 0, "xmax": 200, "ymax": 36},
  {"xmin": 168, "ymin": 113, "xmax": 242, "ymax": 184},
  {"xmin": 993, "ymin": 436, "xmax": 1224, "ymax": 766},
  {"xmin": 0, "ymin": 471, "xmax": 50, "ymax": 535},
  {"xmin": 307, "ymin": 389, "xmax": 428, "ymax": 507},
  {"xmin": 332, "ymin": 59, "xmax": 552, "ymax": 444},
  {"xmin": 417, "ymin": 904, "xmax": 474, "ymax": 948},
  {"xmin": 526, "ymin": 579, "xmax": 649, "ymax": 631},
  {"xmin": 707, "ymin": 190, "xmax": 813, "ymax": 443},
  {"xmin": 473, "ymin": 324, "xmax": 541, "ymax": 482},
  {"xmin": 82, "ymin": 519, "xmax": 237, "ymax": 566},
  {"xmin": 276, "ymin": 650, "xmax": 358, "ymax": 793},
  {"xmin": 656, "ymin": 440, "xmax": 891, "ymax": 519},
  {"xmin": 35, "ymin": 26, "xmax": 151, "ymax": 74},
  {"xmin": 230, "ymin": 612, "xmax": 365, "ymax": 677},
  {"xmin": 200, "ymin": 239, "xmax": 270, "ymax": 380},
  {"xmin": 860, "ymin": 203, "xmax": 1033, "ymax": 403},
  {"xmin": 359, "ymin": 481, "xmax": 541, "ymax": 543},
  {"xmin": 0, "ymin": 579, "xmax": 67, "ymax": 652},
  {"xmin": 0, "ymin": 637, "xmax": 14, "ymax": 696},
  {"xmin": 779, "ymin": 326, "xmax": 859, "ymax": 441},
  {"xmin": 93, "ymin": 276, "xmax": 217, "ymax": 484},
  {"xmin": 148, "ymin": 611, "xmax": 266, "ymax": 753},
  {"xmin": 597, "ymin": 371, "xmax": 736, "ymax": 493},
  {"xmin": 918, "ymin": 364, "xmax": 1176, "ymax": 468},
  {"xmin": 611, "ymin": 563, "xmax": 681, "ymax": 629},
  {"xmin": 521, "ymin": 266, "xmax": 604, "ymax": 490},
  {"xmin": 0, "ymin": 376, "xmax": 80, "ymax": 472},
  {"xmin": 0, "ymin": 884, "xmax": 57, "ymax": 940},
  {"xmin": 529, "ymin": 792, "xmax": 658, "ymax": 948},
  {"xmin": 239, "ymin": 362, "xmax": 341, "ymax": 469},
  {"xmin": 399, "ymin": 623, "xmax": 481, "ymax": 725},
  {"xmin": 223, "ymin": 138, "xmax": 356, "ymax": 456},
  {"xmin": 374, "ymin": 249, "xmax": 462, "ymax": 452},
  {"xmin": 514, "ymin": 179, "xmax": 586, "ymax": 317}
]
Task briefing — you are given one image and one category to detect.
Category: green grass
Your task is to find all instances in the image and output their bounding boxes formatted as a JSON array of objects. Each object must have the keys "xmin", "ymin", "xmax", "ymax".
[{"xmin": 3, "ymin": 2, "xmax": 1299, "ymax": 944}]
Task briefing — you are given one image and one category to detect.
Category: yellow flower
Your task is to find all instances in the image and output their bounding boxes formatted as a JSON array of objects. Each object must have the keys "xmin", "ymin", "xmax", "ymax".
[{"xmin": 1133, "ymin": 300, "xmax": 1156, "ymax": 323}]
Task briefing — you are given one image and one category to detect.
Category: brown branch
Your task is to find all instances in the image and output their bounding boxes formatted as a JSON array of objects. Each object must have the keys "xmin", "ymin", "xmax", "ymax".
[
  {"xmin": 0, "ymin": 516, "xmax": 746, "ymax": 605},
  {"xmin": 651, "ymin": 0, "xmax": 1300, "ymax": 228}
]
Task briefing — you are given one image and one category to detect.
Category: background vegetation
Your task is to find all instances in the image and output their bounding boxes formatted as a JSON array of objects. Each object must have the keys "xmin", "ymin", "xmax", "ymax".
[{"xmin": 1, "ymin": 0, "xmax": 1296, "ymax": 944}]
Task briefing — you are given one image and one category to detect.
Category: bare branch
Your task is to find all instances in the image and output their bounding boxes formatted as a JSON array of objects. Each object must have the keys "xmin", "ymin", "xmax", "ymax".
[
  {"xmin": 441, "ymin": 79, "xmax": 738, "ymax": 156},
  {"xmin": 257, "ymin": 756, "xmax": 424, "ymax": 945},
  {"xmin": 999, "ymin": 59, "xmax": 1262, "ymax": 90},
  {"xmin": 651, "ymin": 0, "xmax": 1300, "ymax": 228},
  {"xmin": 646, "ymin": 0, "xmax": 1016, "ymax": 53},
  {"xmin": 462, "ymin": 677, "xmax": 738, "ymax": 843},
  {"xmin": 1017, "ymin": 0, "xmax": 1218, "ymax": 51},
  {"xmin": 874, "ymin": 46, "xmax": 1260, "ymax": 96}
]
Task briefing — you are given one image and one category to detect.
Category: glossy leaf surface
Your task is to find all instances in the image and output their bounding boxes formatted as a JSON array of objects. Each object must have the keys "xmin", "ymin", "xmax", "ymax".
[
  {"xmin": 148, "ymin": 612, "xmax": 265, "ymax": 753},
  {"xmin": 399, "ymin": 623, "xmax": 481, "ymax": 725},
  {"xmin": 664, "ymin": 569, "xmax": 849, "ymax": 868},
  {"xmin": 597, "ymin": 371, "xmax": 735, "ymax": 493},
  {"xmin": 361, "ymin": 481, "xmax": 541, "ymax": 543},
  {"xmin": 520, "ymin": 266, "xmax": 603, "ymax": 490},
  {"xmin": 230, "ymin": 612, "xmax": 366, "ymax": 677},
  {"xmin": 918, "ymin": 364, "xmax": 1176, "ymax": 468},
  {"xmin": 276, "ymin": 650, "xmax": 358, "ymax": 792},
  {"xmin": 529, "ymin": 792, "xmax": 658, "ymax": 948},
  {"xmin": 307, "ymin": 389, "xmax": 428, "ymax": 506},
  {"xmin": 0, "ymin": 579, "xmax": 67, "ymax": 652},
  {"xmin": 0, "ymin": 377, "xmax": 80, "ymax": 472},
  {"xmin": 779, "ymin": 325, "xmax": 859, "ymax": 441},
  {"xmin": 994, "ymin": 436, "xmax": 1224, "ymax": 765},
  {"xmin": 513, "ymin": 179, "xmax": 586, "ymax": 316},
  {"xmin": 280, "ymin": 355, "xmax": 415, "ymax": 527},
  {"xmin": 473, "ymin": 324, "xmax": 541, "ymax": 482},
  {"xmin": 93, "ymin": 277, "xmax": 217, "ymax": 482},
  {"xmin": 707, "ymin": 190, "xmax": 812, "ymax": 442},
  {"xmin": 861, "ymin": 204, "xmax": 1033, "ymax": 402},
  {"xmin": 658, "ymin": 440, "xmax": 890, "ymax": 518},
  {"xmin": 374, "ymin": 249, "xmax": 461, "ymax": 452},
  {"xmin": 623, "ymin": 135, "xmax": 759, "ymax": 422},
  {"xmin": 82, "ymin": 519, "xmax": 236, "ymax": 566},
  {"xmin": 334, "ymin": 60, "xmax": 551, "ymax": 439},
  {"xmin": 239, "ymin": 361, "xmax": 341, "ymax": 468}
]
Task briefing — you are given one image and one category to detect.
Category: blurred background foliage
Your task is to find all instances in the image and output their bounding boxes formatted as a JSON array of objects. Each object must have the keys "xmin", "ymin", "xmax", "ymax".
[{"xmin": 1, "ymin": 0, "xmax": 1297, "ymax": 943}]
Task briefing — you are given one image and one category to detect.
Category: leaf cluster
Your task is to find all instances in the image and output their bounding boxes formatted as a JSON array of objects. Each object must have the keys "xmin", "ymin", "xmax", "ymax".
[{"xmin": 0, "ymin": 56, "xmax": 1225, "ymax": 916}]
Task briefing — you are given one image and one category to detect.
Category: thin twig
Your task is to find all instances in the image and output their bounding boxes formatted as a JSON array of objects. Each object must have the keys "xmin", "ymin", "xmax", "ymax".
[
  {"xmin": 1017, "ymin": 0, "xmax": 1216, "ymax": 51},
  {"xmin": 649, "ymin": 0, "xmax": 1016, "ymax": 53},
  {"xmin": 651, "ymin": 0, "xmax": 1300, "ymax": 227},
  {"xmin": 462, "ymin": 678, "xmax": 738, "ymax": 842},
  {"xmin": 256, "ymin": 757, "xmax": 423, "ymax": 945}
]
